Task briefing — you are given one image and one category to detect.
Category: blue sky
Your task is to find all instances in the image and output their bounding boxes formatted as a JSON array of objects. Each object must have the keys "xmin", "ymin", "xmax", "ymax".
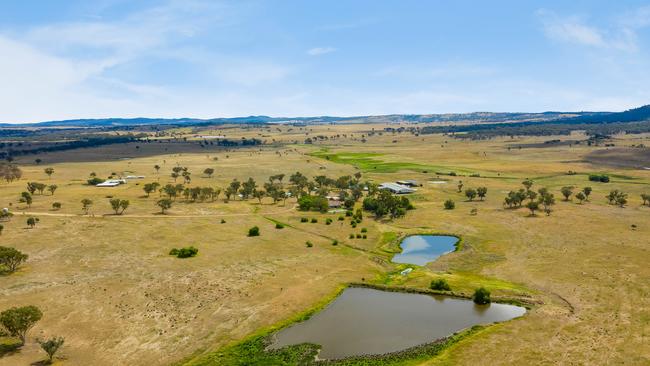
[{"xmin": 1, "ymin": 0, "xmax": 650, "ymax": 123}]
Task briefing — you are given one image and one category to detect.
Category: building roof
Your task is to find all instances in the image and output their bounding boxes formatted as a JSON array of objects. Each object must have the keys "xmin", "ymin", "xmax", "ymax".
[{"xmin": 379, "ymin": 182, "xmax": 415, "ymax": 194}]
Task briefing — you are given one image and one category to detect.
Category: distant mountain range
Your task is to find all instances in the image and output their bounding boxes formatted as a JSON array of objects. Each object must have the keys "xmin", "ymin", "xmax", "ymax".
[{"xmin": 1, "ymin": 105, "xmax": 649, "ymax": 127}]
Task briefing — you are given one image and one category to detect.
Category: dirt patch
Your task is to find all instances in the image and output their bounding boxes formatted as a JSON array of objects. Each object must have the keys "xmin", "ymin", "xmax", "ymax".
[{"xmin": 584, "ymin": 147, "xmax": 650, "ymax": 168}]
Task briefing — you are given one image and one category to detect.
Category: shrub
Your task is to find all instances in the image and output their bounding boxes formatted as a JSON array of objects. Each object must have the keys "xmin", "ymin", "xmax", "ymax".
[
  {"xmin": 345, "ymin": 210, "xmax": 353, "ymax": 217},
  {"xmin": 362, "ymin": 234, "xmax": 367, "ymax": 239},
  {"xmin": 305, "ymin": 241, "xmax": 313, "ymax": 248},
  {"xmin": 588, "ymin": 174, "xmax": 610, "ymax": 183},
  {"xmin": 351, "ymin": 222, "xmax": 357, "ymax": 228},
  {"xmin": 248, "ymin": 226, "xmax": 260, "ymax": 236},
  {"xmin": 220, "ymin": 219, "xmax": 226, "ymax": 224},
  {"xmin": 430, "ymin": 278, "xmax": 451, "ymax": 291},
  {"xmin": 472, "ymin": 287, "xmax": 491, "ymax": 305},
  {"xmin": 169, "ymin": 246, "xmax": 198, "ymax": 258},
  {"xmin": 338, "ymin": 216, "xmax": 345, "ymax": 221},
  {"xmin": 360, "ymin": 228, "xmax": 367, "ymax": 233},
  {"xmin": 275, "ymin": 223, "xmax": 284, "ymax": 229},
  {"xmin": 52, "ymin": 202, "xmax": 62, "ymax": 210},
  {"xmin": 325, "ymin": 218, "xmax": 332, "ymax": 225},
  {"xmin": 332, "ymin": 240, "xmax": 338, "ymax": 246},
  {"xmin": 349, "ymin": 234, "xmax": 354, "ymax": 239},
  {"xmin": 86, "ymin": 177, "xmax": 105, "ymax": 185},
  {"xmin": 444, "ymin": 199, "xmax": 455, "ymax": 210},
  {"xmin": 300, "ymin": 217, "xmax": 308, "ymax": 223},
  {"xmin": 356, "ymin": 234, "xmax": 362, "ymax": 238},
  {"xmin": 37, "ymin": 336, "xmax": 65, "ymax": 363},
  {"xmin": 310, "ymin": 218, "xmax": 317, "ymax": 223}
]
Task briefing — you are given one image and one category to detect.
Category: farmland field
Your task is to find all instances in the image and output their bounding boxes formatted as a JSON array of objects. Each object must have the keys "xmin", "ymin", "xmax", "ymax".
[{"xmin": 1, "ymin": 124, "xmax": 649, "ymax": 365}]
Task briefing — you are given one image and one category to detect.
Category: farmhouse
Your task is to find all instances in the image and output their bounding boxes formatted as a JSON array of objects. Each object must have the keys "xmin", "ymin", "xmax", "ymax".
[{"xmin": 379, "ymin": 182, "xmax": 415, "ymax": 194}]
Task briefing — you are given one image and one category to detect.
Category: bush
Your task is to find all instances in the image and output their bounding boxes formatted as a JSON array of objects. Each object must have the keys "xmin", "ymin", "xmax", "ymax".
[
  {"xmin": 300, "ymin": 217, "xmax": 308, "ymax": 223},
  {"xmin": 86, "ymin": 177, "xmax": 105, "ymax": 185},
  {"xmin": 472, "ymin": 287, "xmax": 491, "ymax": 305},
  {"xmin": 305, "ymin": 241, "xmax": 313, "ymax": 248},
  {"xmin": 338, "ymin": 216, "xmax": 345, "ymax": 221},
  {"xmin": 588, "ymin": 174, "xmax": 610, "ymax": 183},
  {"xmin": 310, "ymin": 218, "xmax": 317, "ymax": 223},
  {"xmin": 356, "ymin": 234, "xmax": 362, "ymax": 238},
  {"xmin": 332, "ymin": 240, "xmax": 338, "ymax": 246},
  {"xmin": 345, "ymin": 210, "xmax": 353, "ymax": 217},
  {"xmin": 176, "ymin": 246, "xmax": 198, "ymax": 258},
  {"xmin": 169, "ymin": 248, "xmax": 179, "ymax": 256},
  {"xmin": 360, "ymin": 228, "xmax": 367, "ymax": 233},
  {"xmin": 444, "ymin": 199, "xmax": 455, "ymax": 210},
  {"xmin": 220, "ymin": 219, "xmax": 226, "ymax": 224},
  {"xmin": 248, "ymin": 226, "xmax": 260, "ymax": 236},
  {"xmin": 430, "ymin": 278, "xmax": 451, "ymax": 291},
  {"xmin": 349, "ymin": 234, "xmax": 354, "ymax": 239},
  {"xmin": 52, "ymin": 202, "xmax": 62, "ymax": 210},
  {"xmin": 362, "ymin": 234, "xmax": 367, "ymax": 239},
  {"xmin": 325, "ymin": 218, "xmax": 332, "ymax": 225},
  {"xmin": 275, "ymin": 223, "xmax": 284, "ymax": 229}
]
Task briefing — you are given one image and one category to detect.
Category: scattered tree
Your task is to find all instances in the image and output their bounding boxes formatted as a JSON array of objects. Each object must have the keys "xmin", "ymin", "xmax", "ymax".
[
  {"xmin": 582, "ymin": 186, "xmax": 592, "ymax": 200},
  {"xmin": 44, "ymin": 167, "xmax": 54, "ymax": 179},
  {"xmin": 38, "ymin": 336, "xmax": 65, "ymax": 364},
  {"xmin": 154, "ymin": 164, "xmax": 161, "ymax": 174},
  {"xmin": 81, "ymin": 198, "xmax": 93, "ymax": 214},
  {"xmin": 560, "ymin": 186, "xmax": 573, "ymax": 201},
  {"xmin": 203, "ymin": 168, "xmax": 215, "ymax": 177},
  {"xmin": 0, "ymin": 246, "xmax": 28, "ymax": 273},
  {"xmin": 157, "ymin": 199, "xmax": 173, "ymax": 214},
  {"xmin": 20, "ymin": 192, "xmax": 33, "ymax": 207},
  {"xmin": 109, "ymin": 199, "xmax": 130, "ymax": 215},
  {"xmin": 575, "ymin": 192, "xmax": 586, "ymax": 204},
  {"xmin": 472, "ymin": 287, "xmax": 491, "ymax": 305},
  {"xmin": 26, "ymin": 217, "xmax": 39, "ymax": 228},
  {"xmin": 0, "ymin": 305, "xmax": 43, "ymax": 345},
  {"xmin": 526, "ymin": 201, "xmax": 539, "ymax": 216},
  {"xmin": 47, "ymin": 184, "xmax": 57, "ymax": 195},
  {"xmin": 476, "ymin": 186, "xmax": 488, "ymax": 201},
  {"xmin": 465, "ymin": 188, "xmax": 477, "ymax": 201}
]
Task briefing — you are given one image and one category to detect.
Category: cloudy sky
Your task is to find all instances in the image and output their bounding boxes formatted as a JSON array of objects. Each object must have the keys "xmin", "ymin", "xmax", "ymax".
[{"xmin": 1, "ymin": 0, "xmax": 650, "ymax": 123}]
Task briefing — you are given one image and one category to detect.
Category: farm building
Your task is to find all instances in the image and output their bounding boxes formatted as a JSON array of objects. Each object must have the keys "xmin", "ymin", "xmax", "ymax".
[
  {"xmin": 96, "ymin": 179, "xmax": 126, "ymax": 187},
  {"xmin": 396, "ymin": 180, "xmax": 419, "ymax": 187},
  {"xmin": 379, "ymin": 182, "xmax": 415, "ymax": 194}
]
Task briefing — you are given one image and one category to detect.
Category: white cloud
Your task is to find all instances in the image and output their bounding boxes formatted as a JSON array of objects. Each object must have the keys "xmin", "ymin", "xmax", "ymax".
[
  {"xmin": 538, "ymin": 10, "xmax": 637, "ymax": 51},
  {"xmin": 307, "ymin": 47, "xmax": 336, "ymax": 56}
]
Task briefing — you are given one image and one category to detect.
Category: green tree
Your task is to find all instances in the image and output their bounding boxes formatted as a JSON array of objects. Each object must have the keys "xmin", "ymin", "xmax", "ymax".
[
  {"xmin": 203, "ymin": 168, "xmax": 215, "ymax": 177},
  {"xmin": 465, "ymin": 188, "xmax": 477, "ymax": 201},
  {"xmin": 641, "ymin": 193, "xmax": 650, "ymax": 206},
  {"xmin": 526, "ymin": 201, "xmax": 539, "ymax": 216},
  {"xmin": 47, "ymin": 184, "xmax": 57, "ymax": 195},
  {"xmin": 154, "ymin": 164, "xmax": 161, "ymax": 174},
  {"xmin": 582, "ymin": 186, "xmax": 592, "ymax": 200},
  {"xmin": 0, "ymin": 246, "xmax": 28, "ymax": 273},
  {"xmin": 560, "ymin": 186, "xmax": 573, "ymax": 201},
  {"xmin": 0, "ymin": 305, "xmax": 43, "ymax": 345},
  {"xmin": 44, "ymin": 167, "xmax": 54, "ymax": 179},
  {"xmin": 253, "ymin": 190, "xmax": 266, "ymax": 204},
  {"xmin": 522, "ymin": 179, "xmax": 534, "ymax": 191},
  {"xmin": 476, "ymin": 186, "xmax": 488, "ymax": 201},
  {"xmin": 575, "ymin": 192, "xmax": 586, "ymax": 204},
  {"xmin": 38, "ymin": 336, "xmax": 65, "ymax": 363},
  {"xmin": 26, "ymin": 217, "xmax": 39, "ymax": 228},
  {"xmin": 110, "ymin": 199, "xmax": 129, "ymax": 215},
  {"xmin": 472, "ymin": 287, "xmax": 491, "ymax": 305},
  {"xmin": 81, "ymin": 198, "xmax": 93, "ymax": 214},
  {"xmin": 157, "ymin": 199, "xmax": 173, "ymax": 214},
  {"xmin": 20, "ymin": 192, "xmax": 33, "ymax": 207},
  {"xmin": 240, "ymin": 177, "xmax": 257, "ymax": 199}
]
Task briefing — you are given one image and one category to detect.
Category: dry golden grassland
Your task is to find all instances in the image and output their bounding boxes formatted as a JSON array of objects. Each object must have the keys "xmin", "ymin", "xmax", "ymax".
[{"xmin": 1, "ymin": 125, "xmax": 649, "ymax": 365}]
